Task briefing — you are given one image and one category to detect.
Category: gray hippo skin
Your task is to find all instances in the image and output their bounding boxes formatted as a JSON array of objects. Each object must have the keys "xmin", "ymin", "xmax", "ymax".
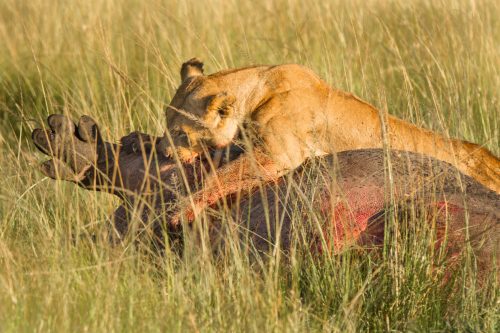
[{"xmin": 32, "ymin": 115, "xmax": 499, "ymax": 278}]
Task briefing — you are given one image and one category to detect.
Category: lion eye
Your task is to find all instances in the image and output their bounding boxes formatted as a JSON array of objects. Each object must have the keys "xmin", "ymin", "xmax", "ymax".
[{"xmin": 169, "ymin": 127, "xmax": 180, "ymax": 135}]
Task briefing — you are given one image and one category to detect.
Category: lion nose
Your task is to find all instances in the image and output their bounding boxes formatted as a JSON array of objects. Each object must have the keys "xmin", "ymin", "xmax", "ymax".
[{"xmin": 158, "ymin": 137, "xmax": 174, "ymax": 158}]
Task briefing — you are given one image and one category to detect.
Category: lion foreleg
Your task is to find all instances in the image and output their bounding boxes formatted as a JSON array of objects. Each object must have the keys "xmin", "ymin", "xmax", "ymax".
[{"xmin": 170, "ymin": 149, "xmax": 283, "ymax": 225}]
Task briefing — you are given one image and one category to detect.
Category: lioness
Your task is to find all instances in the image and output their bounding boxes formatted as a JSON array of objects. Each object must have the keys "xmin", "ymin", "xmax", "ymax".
[{"xmin": 161, "ymin": 59, "xmax": 500, "ymax": 222}]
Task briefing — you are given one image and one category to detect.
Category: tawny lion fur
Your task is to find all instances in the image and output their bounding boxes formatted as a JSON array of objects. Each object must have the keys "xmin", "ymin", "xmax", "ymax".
[{"xmin": 160, "ymin": 59, "xmax": 500, "ymax": 222}]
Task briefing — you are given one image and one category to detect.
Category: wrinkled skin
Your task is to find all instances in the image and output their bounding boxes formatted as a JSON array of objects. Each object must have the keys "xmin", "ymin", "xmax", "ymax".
[
  {"xmin": 32, "ymin": 115, "xmax": 499, "ymax": 279},
  {"xmin": 161, "ymin": 59, "xmax": 499, "ymax": 224}
]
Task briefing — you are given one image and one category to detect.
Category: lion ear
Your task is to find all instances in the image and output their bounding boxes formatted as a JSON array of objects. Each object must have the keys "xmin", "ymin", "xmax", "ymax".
[
  {"xmin": 180, "ymin": 58, "xmax": 204, "ymax": 82},
  {"xmin": 208, "ymin": 92, "xmax": 236, "ymax": 116},
  {"xmin": 204, "ymin": 92, "xmax": 236, "ymax": 125}
]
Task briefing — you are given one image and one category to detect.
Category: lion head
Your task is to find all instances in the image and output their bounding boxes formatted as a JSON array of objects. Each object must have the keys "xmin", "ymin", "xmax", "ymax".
[{"xmin": 160, "ymin": 58, "xmax": 239, "ymax": 162}]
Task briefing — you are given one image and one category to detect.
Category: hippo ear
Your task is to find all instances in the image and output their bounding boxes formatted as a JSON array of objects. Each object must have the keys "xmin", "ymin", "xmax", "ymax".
[{"xmin": 180, "ymin": 58, "xmax": 204, "ymax": 83}]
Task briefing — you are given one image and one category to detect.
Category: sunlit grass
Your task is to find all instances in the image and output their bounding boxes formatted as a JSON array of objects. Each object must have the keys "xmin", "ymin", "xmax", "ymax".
[{"xmin": 0, "ymin": 0, "xmax": 498, "ymax": 331}]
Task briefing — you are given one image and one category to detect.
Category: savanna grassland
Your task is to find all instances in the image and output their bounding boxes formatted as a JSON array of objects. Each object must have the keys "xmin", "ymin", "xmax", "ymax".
[{"xmin": 0, "ymin": 0, "xmax": 498, "ymax": 331}]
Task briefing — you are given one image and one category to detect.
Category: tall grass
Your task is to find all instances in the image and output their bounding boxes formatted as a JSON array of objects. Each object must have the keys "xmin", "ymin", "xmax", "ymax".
[{"xmin": 0, "ymin": 0, "xmax": 498, "ymax": 331}]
